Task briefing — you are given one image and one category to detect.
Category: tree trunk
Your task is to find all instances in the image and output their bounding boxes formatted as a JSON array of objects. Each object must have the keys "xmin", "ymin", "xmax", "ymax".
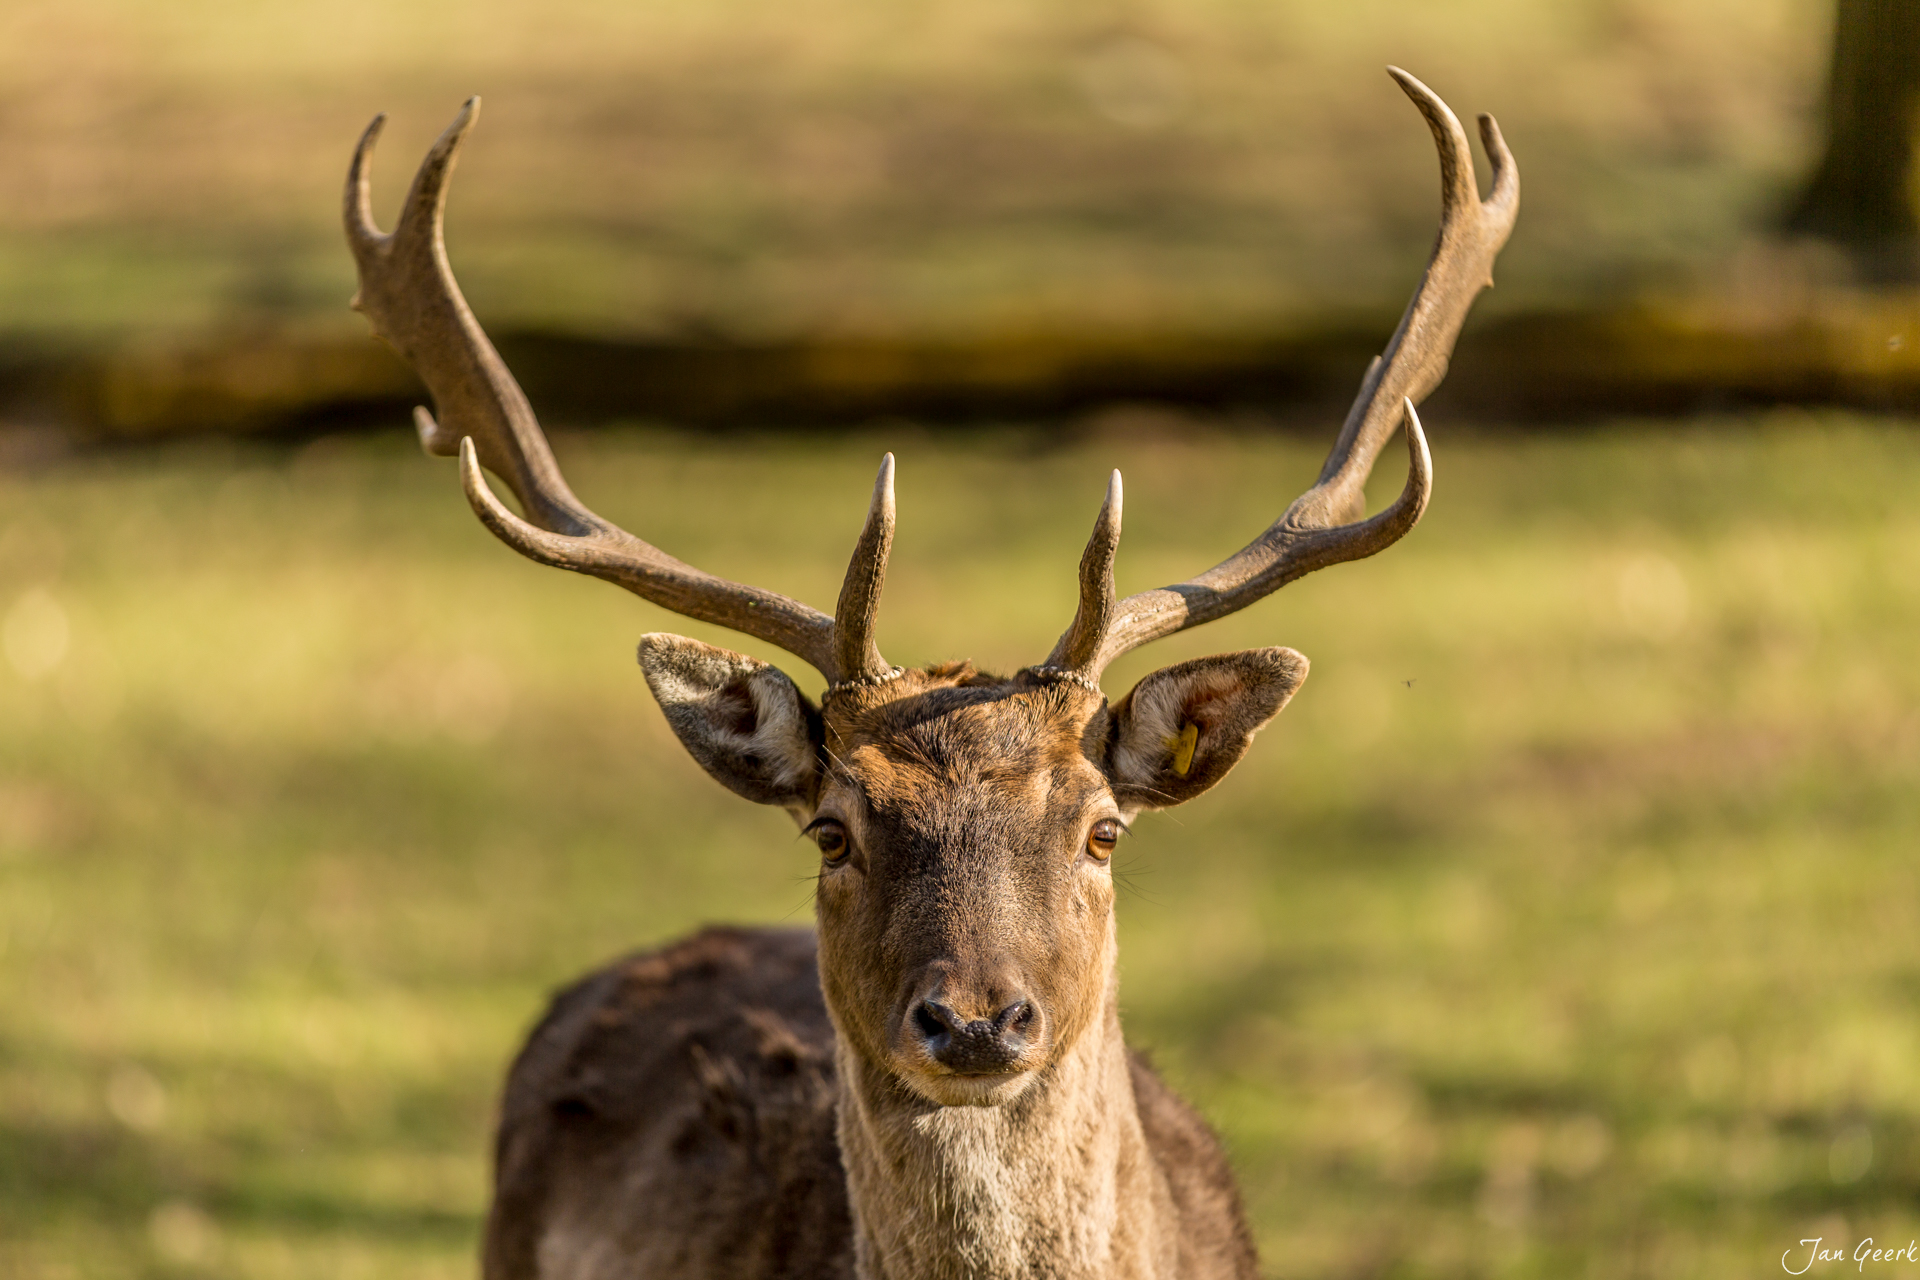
[{"xmin": 1785, "ymin": 0, "xmax": 1920, "ymax": 281}]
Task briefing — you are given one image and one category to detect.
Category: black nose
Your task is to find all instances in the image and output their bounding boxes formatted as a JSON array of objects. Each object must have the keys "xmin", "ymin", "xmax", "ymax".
[{"xmin": 911, "ymin": 997, "xmax": 1040, "ymax": 1073}]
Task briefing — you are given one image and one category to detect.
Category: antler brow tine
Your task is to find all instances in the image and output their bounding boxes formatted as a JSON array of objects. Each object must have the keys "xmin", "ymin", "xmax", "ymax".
[
  {"xmin": 832, "ymin": 454, "xmax": 898, "ymax": 685},
  {"xmin": 1043, "ymin": 69, "xmax": 1514, "ymax": 683},
  {"xmin": 1045, "ymin": 470, "xmax": 1122, "ymax": 673},
  {"xmin": 345, "ymin": 102, "xmax": 900, "ymax": 684}
]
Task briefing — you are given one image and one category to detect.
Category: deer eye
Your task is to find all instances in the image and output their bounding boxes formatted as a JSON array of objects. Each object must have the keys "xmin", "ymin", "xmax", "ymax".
[
  {"xmin": 1086, "ymin": 819, "xmax": 1122, "ymax": 862},
  {"xmin": 811, "ymin": 820, "xmax": 851, "ymax": 866}
]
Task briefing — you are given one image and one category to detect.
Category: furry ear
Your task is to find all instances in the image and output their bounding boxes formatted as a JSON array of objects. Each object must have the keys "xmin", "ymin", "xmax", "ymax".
[
  {"xmin": 1106, "ymin": 648, "xmax": 1308, "ymax": 809},
  {"xmin": 637, "ymin": 634, "xmax": 823, "ymax": 814}
]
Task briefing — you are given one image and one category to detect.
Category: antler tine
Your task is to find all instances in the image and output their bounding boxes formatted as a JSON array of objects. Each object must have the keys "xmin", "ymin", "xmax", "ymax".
[
  {"xmin": 832, "ymin": 454, "xmax": 897, "ymax": 685},
  {"xmin": 345, "ymin": 114, "xmax": 387, "ymax": 261},
  {"xmin": 1309, "ymin": 67, "xmax": 1517, "ymax": 514},
  {"xmin": 1044, "ymin": 470, "xmax": 1122, "ymax": 675},
  {"xmin": 346, "ymin": 98, "xmax": 583, "ymax": 532},
  {"xmin": 347, "ymin": 103, "xmax": 847, "ymax": 681},
  {"xmin": 1054, "ymin": 70, "xmax": 1513, "ymax": 680}
]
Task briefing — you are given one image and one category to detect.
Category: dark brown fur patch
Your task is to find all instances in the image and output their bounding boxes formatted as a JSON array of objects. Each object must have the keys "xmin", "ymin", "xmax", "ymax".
[{"xmin": 485, "ymin": 928, "xmax": 853, "ymax": 1280}]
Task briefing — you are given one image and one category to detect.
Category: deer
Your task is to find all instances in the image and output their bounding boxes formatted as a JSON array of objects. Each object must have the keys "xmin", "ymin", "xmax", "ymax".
[{"xmin": 344, "ymin": 67, "xmax": 1516, "ymax": 1280}]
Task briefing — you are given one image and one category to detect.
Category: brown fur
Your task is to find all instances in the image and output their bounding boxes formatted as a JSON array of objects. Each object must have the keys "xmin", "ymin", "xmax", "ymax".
[
  {"xmin": 486, "ymin": 927, "xmax": 1254, "ymax": 1279},
  {"xmin": 486, "ymin": 928, "xmax": 850, "ymax": 1280}
]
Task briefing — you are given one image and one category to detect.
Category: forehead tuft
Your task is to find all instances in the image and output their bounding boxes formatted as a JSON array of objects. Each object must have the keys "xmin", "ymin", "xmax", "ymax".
[{"xmin": 825, "ymin": 668, "xmax": 1106, "ymax": 805}]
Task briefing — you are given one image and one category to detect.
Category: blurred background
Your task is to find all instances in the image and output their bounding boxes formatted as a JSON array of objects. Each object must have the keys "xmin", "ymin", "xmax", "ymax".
[{"xmin": 1, "ymin": 1, "xmax": 1917, "ymax": 1277}]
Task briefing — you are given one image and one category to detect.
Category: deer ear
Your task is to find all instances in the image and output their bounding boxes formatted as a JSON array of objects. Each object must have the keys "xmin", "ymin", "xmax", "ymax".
[
  {"xmin": 1106, "ymin": 648, "xmax": 1308, "ymax": 809},
  {"xmin": 638, "ymin": 634, "xmax": 823, "ymax": 814}
]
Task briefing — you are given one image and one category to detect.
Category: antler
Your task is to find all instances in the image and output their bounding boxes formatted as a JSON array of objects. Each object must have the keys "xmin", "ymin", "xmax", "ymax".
[
  {"xmin": 1045, "ymin": 67, "xmax": 1518, "ymax": 681},
  {"xmin": 344, "ymin": 98, "xmax": 895, "ymax": 686}
]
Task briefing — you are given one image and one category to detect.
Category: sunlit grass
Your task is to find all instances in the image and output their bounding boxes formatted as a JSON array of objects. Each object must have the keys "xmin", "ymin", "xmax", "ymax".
[
  {"xmin": 0, "ymin": 0, "xmax": 1826, "ymax": 339},
  {"xmin": 2, "ymin": 413, "xmax": 1917, "ymax": 1277}
]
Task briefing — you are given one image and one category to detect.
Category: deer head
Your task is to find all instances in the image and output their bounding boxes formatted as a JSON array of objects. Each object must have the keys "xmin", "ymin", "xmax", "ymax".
[{"xmin": 344, "ymin": 69, "xmax": 1516, "ymax": 1111}]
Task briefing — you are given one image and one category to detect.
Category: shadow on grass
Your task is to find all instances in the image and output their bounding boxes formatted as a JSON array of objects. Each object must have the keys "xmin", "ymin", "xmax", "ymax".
[{"xmin": 0, "ymin": 1116, "xmax": 478, "ymax": 1243}]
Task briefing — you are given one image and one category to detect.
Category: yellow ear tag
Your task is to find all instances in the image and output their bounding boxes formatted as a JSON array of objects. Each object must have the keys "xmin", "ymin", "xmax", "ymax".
[{"xmin": 1166, "ymin": 722, "xmax": 1199, "ymax": 777}]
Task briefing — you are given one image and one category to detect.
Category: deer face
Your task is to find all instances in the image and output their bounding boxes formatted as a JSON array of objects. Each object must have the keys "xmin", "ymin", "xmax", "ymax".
[
  {"xmin": 640, "ymin": 639, "xmax": 1308, "ymax": 1107},
  {"xmin": 811, "ymin": 673, "xmax": 1119, "ymax": 1108}
]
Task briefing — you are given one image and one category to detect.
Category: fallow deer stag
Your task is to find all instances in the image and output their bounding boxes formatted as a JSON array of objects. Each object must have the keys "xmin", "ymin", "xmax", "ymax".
[{"xmin": 346, "ymin": 67, "xmax": 1516, "ymax": 1280}]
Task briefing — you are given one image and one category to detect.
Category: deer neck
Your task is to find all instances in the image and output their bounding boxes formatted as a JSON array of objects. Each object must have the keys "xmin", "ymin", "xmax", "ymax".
[{"xmin": 832, "ymin": 974, "xmax": 1179, "ymax": 1280}]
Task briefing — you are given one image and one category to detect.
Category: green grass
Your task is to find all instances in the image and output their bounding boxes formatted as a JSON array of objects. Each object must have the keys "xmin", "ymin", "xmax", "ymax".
[
  {"xmin": 2, "ymin": 414, "xmax": 1918, "ymax": 1278},
  {"xmin": 0, "ymin": 0, "xmax": 1833, "ymax": 340}
]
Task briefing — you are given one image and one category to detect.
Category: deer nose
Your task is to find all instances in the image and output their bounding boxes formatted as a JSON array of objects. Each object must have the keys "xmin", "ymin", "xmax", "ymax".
[{"xmin": 910, "ymin": 996, "xmax": 1041, "ymax": 1073}]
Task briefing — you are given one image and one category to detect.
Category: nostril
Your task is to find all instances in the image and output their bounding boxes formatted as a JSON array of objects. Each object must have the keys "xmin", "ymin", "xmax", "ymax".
[
  {"xmin": 993, "ymin": 998, "xmax": 1036, "ymax": 1042},
  {"xmin": 912, "ymin": 1002, "xmax": 949, "ymax": 1043}
]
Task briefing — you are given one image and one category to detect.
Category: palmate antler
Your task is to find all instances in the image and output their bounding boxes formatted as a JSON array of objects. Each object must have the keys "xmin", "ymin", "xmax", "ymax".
[
  {"xmin": 344, "ymin": 99, "xmax": 896, "ymax": 687},
  {"xmin": 1044, "ymin": 67, "xmax": 1518, "ymax": 681}
]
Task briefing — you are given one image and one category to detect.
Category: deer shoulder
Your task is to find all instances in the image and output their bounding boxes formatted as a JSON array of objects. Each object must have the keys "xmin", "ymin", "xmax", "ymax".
[{"xmin": 485, "ymin": 928, "xmax": 850, "ymax": 1280}]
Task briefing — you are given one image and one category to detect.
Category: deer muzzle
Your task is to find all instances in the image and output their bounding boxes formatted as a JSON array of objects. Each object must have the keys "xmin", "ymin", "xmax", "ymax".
[
  {"xmin": 896, "ymin": 960, "xmax": 1049, "ymax": 1097},
  {"xmin": 911, "ymin": 995, "xmax": 1041, "ymax": 1074}
]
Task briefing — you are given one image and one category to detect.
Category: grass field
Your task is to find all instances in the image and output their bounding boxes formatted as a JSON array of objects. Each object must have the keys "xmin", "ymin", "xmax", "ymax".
[
  {"xmin": 0, "ymin": 0, "xmax": 1830, "ymax": 340},
  {"xmin": 2, "ymin": 413, "xmax": 1918, "ymax": 1278}
]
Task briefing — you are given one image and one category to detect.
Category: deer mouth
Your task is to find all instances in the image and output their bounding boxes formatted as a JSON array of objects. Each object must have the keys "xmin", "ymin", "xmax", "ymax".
[{"xmin": 907, "ymin": 1064, "xmax": 1040, "ymax": 1108}]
